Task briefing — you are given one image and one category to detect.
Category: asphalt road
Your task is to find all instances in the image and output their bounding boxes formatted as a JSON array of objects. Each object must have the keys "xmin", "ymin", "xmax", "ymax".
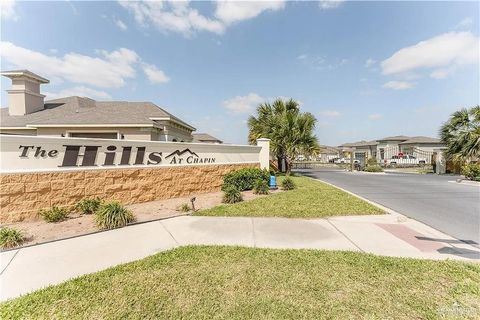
[{"xmin": 298, "ymin": 168, "xmax": 480, "ymax": 245}]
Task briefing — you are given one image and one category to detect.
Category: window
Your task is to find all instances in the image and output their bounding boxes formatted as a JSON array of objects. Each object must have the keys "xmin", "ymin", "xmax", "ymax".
[{"xmin": 69, "ymin": 132, "xmax": 118, "ymax": 139}]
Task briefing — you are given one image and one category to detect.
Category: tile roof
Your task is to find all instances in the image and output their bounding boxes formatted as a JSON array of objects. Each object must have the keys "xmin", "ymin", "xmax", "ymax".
[
  {"xmin": 398, "ymin": 136, "xmax": 442, "ymax": 144},
  {"xmin": 378, "ymin": 135, "xmax": 411, "ymax": 141},
  {"xmin": 320, "ymin": 145, "xmax": 340, "ymax": 154},
  {"xmin": 192, "ymin": 133, "xmax": 223, "ymax": 143},
  {"xmin": 0, "ymin": 96, "xmax": 195, "ymax": 130},
  {"xmin": 339, "ymin": 140, "xmax": 378, "ymax": 147}
]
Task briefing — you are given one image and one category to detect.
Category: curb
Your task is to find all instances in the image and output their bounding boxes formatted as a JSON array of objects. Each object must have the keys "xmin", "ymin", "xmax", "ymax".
[{"xmin": 448, "ymin": 180, "xmax": 480, "ymax": 187}]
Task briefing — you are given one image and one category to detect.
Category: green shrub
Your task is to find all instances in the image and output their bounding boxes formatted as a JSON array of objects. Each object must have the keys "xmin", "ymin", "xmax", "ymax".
[
  {"xmin": 462, "ymin": 163, "xmax": 480, "ymax": 181},
  {"xmin": 39, "ymin": 206, "xmax": 68, "ymax": 223},
  {"xmin": 179, "ymin": 203, "xmax": 191, "ymax": 212},
  {"xmin": 253, "ymin": 179, "xmax": 270, "ymax": 195},
  {"xmin": 76, "ymin": 198, "xmax": 102, "ymax": 215},
  {"xmin": 223, "ymin": 168, "xmax": 270, "ymax": 191},
  {"xmin": 364, "ymin": 165, "xmax": 384, "ymax": 172},
  {"xmin": 95, "ymin": 201, "xmax": 135, "ymax": 229},
  {"xmin": 366, "ymin": 158, "xmax": 378, "ymax": 166},
  {"xmin": 222, "ymin": 185, "xmax": 243, "ymax": 204},
  {"xmin": 0, "ymin": 227, "xmax": 25, "ymax": 249},
  {"xmin": 281, "ymin": 177, "xmax": 296, "ymax": 190}
]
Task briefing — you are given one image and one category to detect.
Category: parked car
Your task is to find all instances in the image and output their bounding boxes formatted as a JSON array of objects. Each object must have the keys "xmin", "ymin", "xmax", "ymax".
[
  {"xmin": 334, "ymin": 158, "xmax": 360, "ymax": 164},
  {"xmin": 386, "ymin": 154, "xmax": 426, "ymax": 166}
]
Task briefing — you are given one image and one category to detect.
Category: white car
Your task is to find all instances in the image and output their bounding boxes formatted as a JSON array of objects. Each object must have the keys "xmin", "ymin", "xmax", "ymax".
[
  {"xmin": 386, "ymin": 154, "xmax": 426, "ymax": 166},
  {"xmin": 334, "ymin": 158, "xmax": 360, "ymax": 164}
]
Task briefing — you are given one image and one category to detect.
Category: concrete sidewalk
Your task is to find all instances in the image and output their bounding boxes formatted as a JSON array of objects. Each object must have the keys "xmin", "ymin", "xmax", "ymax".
[{"xmin": 1, "ymin": 214, "xmax": 479, "ymax": 301}]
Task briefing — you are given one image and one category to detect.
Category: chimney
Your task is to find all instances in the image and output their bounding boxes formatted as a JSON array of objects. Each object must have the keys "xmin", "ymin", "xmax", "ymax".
[{"xmin": 1, "ymin": 70, "xmax": 49, "ymax": 115}]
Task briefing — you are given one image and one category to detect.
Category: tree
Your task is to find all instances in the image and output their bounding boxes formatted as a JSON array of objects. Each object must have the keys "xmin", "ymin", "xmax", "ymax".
[
  {"xmin": 440, "ymin": 105, "xmax": 480, "ymax": 161},
  {"xmin": 248, "ymin": 98, "xmax": 320, "ymax": 173}
]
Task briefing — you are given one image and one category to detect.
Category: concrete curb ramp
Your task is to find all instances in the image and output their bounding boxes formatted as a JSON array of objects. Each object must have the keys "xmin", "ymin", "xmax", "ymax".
[{"xmin": 1, "ymin": 214, "xmax": 479, "ymax": 301}]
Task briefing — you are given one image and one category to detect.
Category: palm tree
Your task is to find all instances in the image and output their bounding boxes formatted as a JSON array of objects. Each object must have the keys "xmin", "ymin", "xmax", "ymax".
[
  {"xmin": 248, "ymin": 98, "xmax": 320, "ymax": 173},
  {"xmin": 440, "ymin": 105, "xmax": 480, "ymax": 161}
]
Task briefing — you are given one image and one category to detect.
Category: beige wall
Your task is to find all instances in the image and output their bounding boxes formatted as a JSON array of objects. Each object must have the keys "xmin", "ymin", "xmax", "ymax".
[
  {"xmin": 35, "ymin": 127, "xmax": 153, "ymax": 141},
  {"xmin": 0, "ymin": 163, "xmax": 258, "ymax": 223},
  {"xmin": 6, "ymin": 91, "xmax": 45, "ymax": 115},
  {"xmin": 2, "ymin": 125, "xmax": 194, "ymax": 142},
  {"xmin": 0, "ymin": 129, "xmax": 36, "ymax": 135},
  {"xmin": 153, "ymin": 120, "xmax": 193, "ymax": 142}
]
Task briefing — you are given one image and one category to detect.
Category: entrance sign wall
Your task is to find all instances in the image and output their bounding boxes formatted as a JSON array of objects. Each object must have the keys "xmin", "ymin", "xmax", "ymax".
[{"xmin": 0, "ymin": 135, "xmax": 268, "ymax": 223}]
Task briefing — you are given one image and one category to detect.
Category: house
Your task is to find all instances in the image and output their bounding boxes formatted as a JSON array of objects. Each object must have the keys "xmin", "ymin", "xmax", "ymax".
[
  {"xmin": 317, "ymin": 145, "xmax": 341, "ymax": 162},
  {"xmin": 0, "ymin": 70, "xmax": 196, "ymax": 142},
  {"xmin": 192, "ymin": 133, "xmax": 223, "ymax": 144},
  {"xmin": 338, "ymin": 140, "xmax": 378, "ymax": 162},
  {"xmin": 340, "ymin": 135, "xmax": 445, "ymax": 164}
]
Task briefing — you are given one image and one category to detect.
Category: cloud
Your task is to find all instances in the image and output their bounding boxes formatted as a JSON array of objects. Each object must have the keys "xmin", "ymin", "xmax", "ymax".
[
  {"xmin": 297, "ymin": 54, "xmax": 347, "ymax": 71},
  {"xmin": 381, "ymin": 32, "xmax": 479, "ymax": 77},
  {"xmin": 382, "ymin": 81, "xmax": 415, "ymax": 90},
  {"xmin": 215, "ymin": 1, "xmax": 285, "ymax": 25},
  {"xmin": 1, "ymin": 0, "xmax": 17, "ymax": 20},
  {"xmin": 455, "ymin": 17, "xmax": 473, "ymax": 29},
  {"xmin": 44, "ymin": 86, "xmax": 112, "ymax": 100},
  {"xmin": 115, "ymin": 18, "xmax": 128, "ymax": 30},
  {"xmin": 119, "ymin": 1, "xmax": 225, "ymax": 35},
  {"xmin": 119, "ymin": 0, "xmax": 286, "ymax": 36},
  {"xmin": 318, "ymin": 0, "xmax": 344, "ymax": 10},
  {"xmin": 0, "ymin": 41, "xmax": 169, "ymax": 89},
  {"xmin": 368, "ymin": 114, "xmax": 383, "ymax": 120},
  {"xmin": 429, "ymin": 68, "xmax": 454, "ymax": 79},
  {"xmin": 222, "ymin": 93, "xmax": 264, "ymax": 114},
  {"xmin": 365, "ymin": 58, "xmax": 376, "ymax": 68},
  {"xmin": 142, "ymin": 63, "xmax": 170, "ymax": 83},
  {"xmin": 319, "ymin": 110, "xmax": 341, "ymax": 117}
]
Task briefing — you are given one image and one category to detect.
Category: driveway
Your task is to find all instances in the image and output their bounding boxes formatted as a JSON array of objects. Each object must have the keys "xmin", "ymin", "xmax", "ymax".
[{"xmin": 299, "ymin": 168, "xmax": 480, "ymax": 245}]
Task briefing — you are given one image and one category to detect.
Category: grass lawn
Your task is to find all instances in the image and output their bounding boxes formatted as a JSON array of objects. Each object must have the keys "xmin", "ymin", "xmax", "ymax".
[
  {"xmin": 196, "ymin": 175, "xmax": 383, "ymax": 218},
  {"xmin": 1, "ymin": 246, "xmax": 479, "ymax": 319}
]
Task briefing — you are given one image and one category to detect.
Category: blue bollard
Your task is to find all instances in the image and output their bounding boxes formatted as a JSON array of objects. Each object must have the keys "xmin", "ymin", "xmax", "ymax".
[{"xmin": 269, "ymin": 175, "xmax": 277, "ymax": 190}]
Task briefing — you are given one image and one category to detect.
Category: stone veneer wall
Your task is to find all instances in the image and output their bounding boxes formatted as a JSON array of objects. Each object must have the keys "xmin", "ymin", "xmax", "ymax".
[{"xmin": 0, "ymin": 163, "xmax": 258, "ymax": 223}]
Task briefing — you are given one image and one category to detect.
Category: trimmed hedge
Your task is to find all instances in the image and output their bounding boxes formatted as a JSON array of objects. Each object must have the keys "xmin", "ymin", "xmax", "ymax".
[{"xmin": 223, "ymin": 168, "xmax": 270, "ymax": 191}]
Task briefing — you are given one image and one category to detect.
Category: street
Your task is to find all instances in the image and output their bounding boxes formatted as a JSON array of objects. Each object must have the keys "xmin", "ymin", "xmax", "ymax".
[{"xmin": 298, "ymin": 168, "xmax": 480, "ymax": 244}]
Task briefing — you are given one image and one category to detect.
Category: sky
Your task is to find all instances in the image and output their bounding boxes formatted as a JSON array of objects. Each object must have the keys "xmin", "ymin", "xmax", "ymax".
[{"xmin": 1, "ymin": 0, "xmax": 479, "ymax": 145}]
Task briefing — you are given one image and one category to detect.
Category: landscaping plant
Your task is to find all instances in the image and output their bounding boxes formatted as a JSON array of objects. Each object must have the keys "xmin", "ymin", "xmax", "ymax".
[
  {"xmin": 95, "ymin": 201, "xmax": 134, "ymax": 229},
  {"xmin": 248, "ymin": 98, "xmax": 320, "ymax": 174},
  {"xmin": 461, "ymin": 162, "xmax": 480, "ymax": 181},
  {"xmin": 222, "ymin": 185, "xmax": 243, "ymax": 204},
  {"xmin": 253, "ymin": 179, "xmax": 270, "ymax": 195},
  {"xmin": 76, "ymin": 198, "xmax": 102, "ymax": 215},
  {"xmin": 223, "ymin": 168, "xmax": 270, "ymax": 191},
  {"xmin": 364, "ymin": 165, "xmax": 383, "ymax": 172},
  {"xmin": 440, "ymin": 105, "xmax": 479, "ymax": 161},
  {"xmin": 0, "ymin": 227, "xmax": 25, "ymax": 249},
  {"xmin": 39, "ymin": 206, "xmax": 69, "ymax": 223},
  {"xmin": 179, "ymin": 203, "xmax": 191, "ymax": 212},
  {"xmin": 281, "ymin": 177, "xmax": 296, "ymax": 190}
]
